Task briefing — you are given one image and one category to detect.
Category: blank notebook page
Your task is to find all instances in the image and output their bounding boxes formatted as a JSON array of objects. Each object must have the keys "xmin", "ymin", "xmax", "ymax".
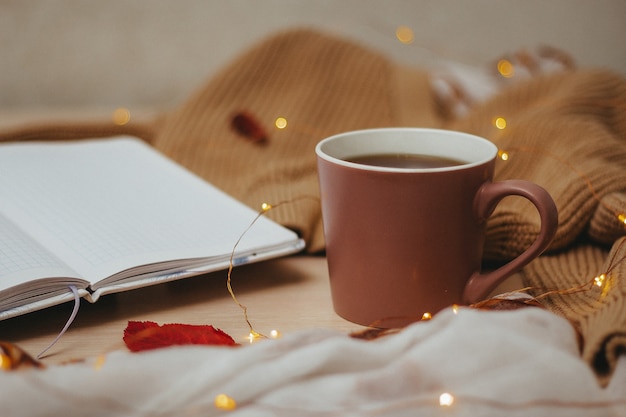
[{"xmin": 0, "ymin": 137, "xmax": 297, "ymax": 284}]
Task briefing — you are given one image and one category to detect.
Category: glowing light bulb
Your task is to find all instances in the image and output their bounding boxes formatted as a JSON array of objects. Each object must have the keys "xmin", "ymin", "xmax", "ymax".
[
  {"xmin": 269, "ymin": 329, "xmax": 282, "ymax": 339},
  {"xmin": 618, "ymin": 213, "xmax": 626, "ymax": 225},
  {"xmin": 421, "ymin": 312, "xmax": 432, "ymax": 320},
  {"xmin": 395, "ymin": 26, "xmax": 414, "ymax": 44},
  {"xmin": 275, "ymin": 117, "xmax": 287, "ymax": 129},
  {"xmin": 93, "ymin": 354, "xmax": 106, "ymax": 371},
  {"xmin": 214, "ymin": 393, "xmax": 237, "ymax": 411},
  {"xmin": 112, "ymin": 107, "xmax": 131, "ymax": 125},
  {"xmin": 0, "ymin": 353, "xmax": 9, "ymax": 370},
  {"xmin": 439, "ymin": 392, "xmax": 455, "ymax": 407},
  {"xmin": 248, "ymin": 330, "xmax": 264, "ymax": 343},
  {"xmin": 451, "ymin": 304, "xmax": 460, "ymax": 315},
  {"xmin": 594, "ymin": 274, "xmax": 606, "ymax": 287},
  {"xmin": 497, "ymin": 59, "xmax": 515, "ymax": 78},
  {"xmin": 493, "ymin": 117, "xmax": 507, "ymax": 130},
  {"xmin": 261, "ymin": 203, "xmax": 272, "ymax": 211},
  {"xmin": 498, "ymin": 150, "xmax": 509, "ymax": 161}
]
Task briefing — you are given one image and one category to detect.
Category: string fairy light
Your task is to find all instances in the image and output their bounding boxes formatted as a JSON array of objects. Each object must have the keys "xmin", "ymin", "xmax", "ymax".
[
  {"xmin": 214, "ymin": 393, "xmax": 237, "ymax": 411},
  {"xmin": 432, "ymin": 394, "xmax": 626, "ymax": 412},
  {"xmin": 594, "ymin": 273, "xmax": 606, "ymax": 288},
  {"xmin": 439, "ymin": 392, "xmax": 455, "ymax": 407},
  {"xmin": 497, "ymin": 59, "xmax": 515, "ymax": 78},
  {"xmin": 269, "ymin": 114, "xmax": 322, "ymax": 138},
  {"xmin": 493, "ymin": 116, "xmax": 507, "ymax": 130},
  {"xmin": 0, "ymin": 350, "xmax": 10, "ymax": 371},
  {"xmin": 247, "ymin": 330, "xmax": 264, "ymax": 344},
  {"xmin": 225, "ymin": 204, "xmax": 275, "ymax": 341},
  {"xmin": 512, "ymin": 238, "xmax": 626, "ymax": 304},
  {"xmin": 93, "ymin": 354, "xmax": 107, "ymax": 371},
  {"xmin": 112, "ymin": 107, "xmax": 131, "ymax": 125},
  {"xmin": 225, "ymin": 195, "xmax": 319, "ymax": 342},
  {"xmin": 274, "ymin": 117, "xmax": 288, "ymax": 129},
  {"xmin": 395, "ymin": 26, "xmax": 414, "ymax": 45},
  {"xmin": 212, "ymin": 389, "xmax": 626, "ymax": 413}
]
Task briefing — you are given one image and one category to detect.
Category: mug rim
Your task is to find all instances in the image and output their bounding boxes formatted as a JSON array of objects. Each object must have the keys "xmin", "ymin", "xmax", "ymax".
[{"xmin": 315, "ymin": 127, "xmax": 498, "ymax": 173}]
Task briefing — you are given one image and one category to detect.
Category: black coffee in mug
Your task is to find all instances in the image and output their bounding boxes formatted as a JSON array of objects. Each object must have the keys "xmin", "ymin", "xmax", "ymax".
[{"xmin": 346, "ymin": 153, "xmax": 465, "ymax": 169}]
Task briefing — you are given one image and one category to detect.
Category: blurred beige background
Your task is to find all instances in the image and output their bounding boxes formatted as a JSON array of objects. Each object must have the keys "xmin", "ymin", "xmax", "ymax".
[{"xmin": 1, "ymin": 0, "xmax": 624, "ymax": 111}]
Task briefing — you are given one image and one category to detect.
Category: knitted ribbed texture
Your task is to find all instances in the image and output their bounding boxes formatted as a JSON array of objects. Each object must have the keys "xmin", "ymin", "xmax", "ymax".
[
  {"xmin": 152, "ymin": 29, "xmax": 439, "ymax": 252},
  {"xmin": 1, "ymin": 29, "xmax": 625, "ymax": 383},
  {"xmin": 447, "ymin": 71, "xmax": 626, "ymax": 384},
  {"xmin": 589, "ymin": 192, "xmax": 626, "ymax": 245},
  {"xmin": 448, "ymin": 70, "xmax": 626, "ymax": 259},
  {"xmin": 520, "ymin": 240, "xmax": 626, "ymax": 386}
]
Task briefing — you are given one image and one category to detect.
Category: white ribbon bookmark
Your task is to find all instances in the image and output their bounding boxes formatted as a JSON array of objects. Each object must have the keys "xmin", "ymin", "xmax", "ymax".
[{"xmin": 37, "ymin": 285, "xmax": 80, "ymax": 359}]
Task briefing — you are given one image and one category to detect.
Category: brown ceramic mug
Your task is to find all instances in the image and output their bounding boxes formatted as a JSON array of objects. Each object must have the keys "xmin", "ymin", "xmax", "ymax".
[{"xmin": 316, "ymin": 128, "xmax": 558, "ymax": 327}]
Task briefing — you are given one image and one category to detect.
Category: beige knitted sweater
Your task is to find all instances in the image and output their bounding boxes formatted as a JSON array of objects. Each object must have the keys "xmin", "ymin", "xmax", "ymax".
[{"xmin": 2, "ymin": 29, "xmax": 625, "ymax": 385}]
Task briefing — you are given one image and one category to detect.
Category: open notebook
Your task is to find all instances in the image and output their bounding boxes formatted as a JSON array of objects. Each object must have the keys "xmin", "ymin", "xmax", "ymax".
[{"xmin": 0, "ymin": 136, "xmax": 305, "ymax": 320}]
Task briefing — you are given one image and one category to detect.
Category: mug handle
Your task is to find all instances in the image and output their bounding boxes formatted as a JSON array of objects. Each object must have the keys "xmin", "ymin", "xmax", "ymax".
[{"xmin": 462, "ymin": 180, "xmax": 558, "ymax": 303}]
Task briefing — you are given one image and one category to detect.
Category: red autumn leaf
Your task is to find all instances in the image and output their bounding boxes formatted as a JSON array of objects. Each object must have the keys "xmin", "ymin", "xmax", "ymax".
[
  {"xmin": 123, "ymin": 321, "xmax": 238, "ymax": 352},
  {"xmin": 231, "ymin": 111, "xmax": 268, "ymax": 144}
]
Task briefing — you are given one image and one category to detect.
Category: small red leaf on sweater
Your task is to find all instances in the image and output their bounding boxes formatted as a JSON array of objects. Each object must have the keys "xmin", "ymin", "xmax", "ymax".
[
  {"xmin": 231, "ymin": 111, "xmax": 268, "ymax": 144},
  {"xmin": 123, "ymin": 321, "xmax": 238, "ymax": 352}
]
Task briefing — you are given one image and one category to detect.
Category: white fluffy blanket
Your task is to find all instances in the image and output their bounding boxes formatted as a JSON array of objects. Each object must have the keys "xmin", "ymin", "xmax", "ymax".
[{"xmin": 2, "ymin": 307, "xmax": 625, "ymax": 417}]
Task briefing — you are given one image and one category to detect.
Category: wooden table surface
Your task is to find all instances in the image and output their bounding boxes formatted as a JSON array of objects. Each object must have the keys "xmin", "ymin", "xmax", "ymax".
[
  {"xmin": 0, "ymin": 255, "xmax": 522, "ymax": 365},
  {"xmin": 0, "ymin": 256, "xmax": 365, "ymax": 364}
]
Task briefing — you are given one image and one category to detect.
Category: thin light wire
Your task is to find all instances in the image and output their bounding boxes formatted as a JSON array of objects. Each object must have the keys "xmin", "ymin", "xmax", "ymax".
[{"xmin": 225, "ymin": 196, "xmax": 318, "ymax": 337}]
